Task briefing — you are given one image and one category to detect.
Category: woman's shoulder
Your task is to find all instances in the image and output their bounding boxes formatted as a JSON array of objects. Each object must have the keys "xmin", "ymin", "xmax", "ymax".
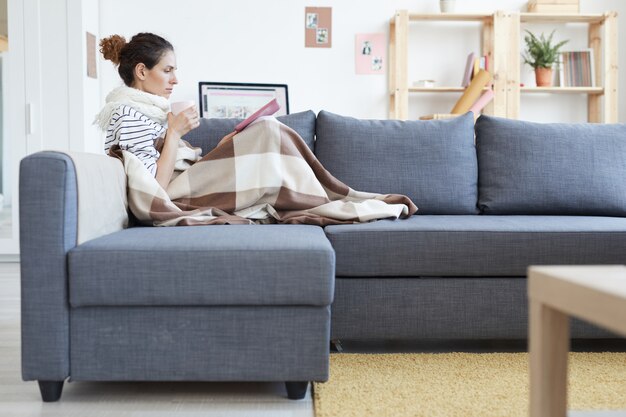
[
  {"xmin": 112, "ymin": 104, "xmax": 150, "ymax": 121},
  {"xmin": 109, "ymin": 104, "xmax": 166, "ymax": 138}
]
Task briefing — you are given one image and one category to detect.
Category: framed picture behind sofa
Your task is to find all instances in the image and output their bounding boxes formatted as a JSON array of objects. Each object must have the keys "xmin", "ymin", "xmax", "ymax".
[{"xmin": 198, "ymin": 82, "xmax": 289, "ymax": 119}]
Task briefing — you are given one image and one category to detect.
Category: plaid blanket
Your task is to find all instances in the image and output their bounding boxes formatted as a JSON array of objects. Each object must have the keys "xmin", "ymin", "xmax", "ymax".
[{"xmin": 115, "ymin": 117, "xmax": 417, "ymax": 226}]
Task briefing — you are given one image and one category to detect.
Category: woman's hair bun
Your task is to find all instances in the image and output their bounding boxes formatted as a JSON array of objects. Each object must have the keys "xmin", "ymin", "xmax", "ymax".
[{"xmin": 99, "ymin": 35, "xmax": 127, "ymax": 65}]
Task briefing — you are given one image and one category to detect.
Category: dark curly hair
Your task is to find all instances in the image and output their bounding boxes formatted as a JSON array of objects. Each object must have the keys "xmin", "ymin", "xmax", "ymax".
[{"xmin": 99, "ymin": 33, "xmax": 174, "ymax": 87}]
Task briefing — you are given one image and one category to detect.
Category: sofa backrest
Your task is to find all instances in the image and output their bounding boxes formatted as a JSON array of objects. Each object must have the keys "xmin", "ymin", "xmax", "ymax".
[
  {"xmin": 476, "ymin": 115, "xmax": 626, "ymax": 215},
  {"xmin": 314, "ymin": 111, "xmax": 478, "ymax": 214},
  {"xmin": 183, "ymin": 110, "xmax": 316, "ymax": 155}
]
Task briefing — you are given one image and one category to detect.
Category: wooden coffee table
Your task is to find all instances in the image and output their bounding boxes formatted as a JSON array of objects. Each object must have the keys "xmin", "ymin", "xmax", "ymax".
[{"xmin": 528, "ymin": 265, "xmax": 626, "ymax": 417}]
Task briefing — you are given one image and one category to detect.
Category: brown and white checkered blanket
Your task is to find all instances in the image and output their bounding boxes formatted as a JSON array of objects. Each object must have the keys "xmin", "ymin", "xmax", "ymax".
[{"xmin": 115, "ymin": 117, "xmax": 417, "ymax": 226}]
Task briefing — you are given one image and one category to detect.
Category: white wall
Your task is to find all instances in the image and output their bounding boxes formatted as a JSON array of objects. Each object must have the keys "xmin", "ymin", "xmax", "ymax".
[
  {"xmin": 36, "ymin": 0, "xmax": 69, "ymax": 152},
  {"xmin": 68, "ymin": 0, "xmax": 101, "ymax": 154},
  {"xmin": 96, "ymin": 0, "xmax": 622, "ymax": 127}
]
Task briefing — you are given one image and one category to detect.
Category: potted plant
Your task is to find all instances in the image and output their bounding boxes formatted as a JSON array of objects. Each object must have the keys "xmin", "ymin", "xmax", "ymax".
[{"xmin": 522, "ymin": 30, "xmax": 568, "ymax": 87}]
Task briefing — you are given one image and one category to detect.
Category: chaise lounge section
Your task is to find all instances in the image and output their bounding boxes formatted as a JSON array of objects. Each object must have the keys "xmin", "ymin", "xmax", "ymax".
[{"xmin": 20, "ymin": 113, "xmax": 334, "ymax": 401}]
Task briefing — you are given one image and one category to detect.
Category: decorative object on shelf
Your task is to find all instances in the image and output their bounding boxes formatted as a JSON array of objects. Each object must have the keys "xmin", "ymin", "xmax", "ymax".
[
  {"xmin": 527, "ymin": 0, "xmax": 579, "ymax": 14},
  {"xmin": 355, "ymin": 33, "xmax": 386, "ymax": 75},
  {"xmin": 522, "ymin": 29, "xmax": 568, "ymax": 87},
  {"xmin": 439, "ymin": 0, "xmax": 456, "ymax": 13},
  {"xmin": 469, "ymin": 89, "xmax": 495, "ymax": 114},
  {"xmin": 558, "ymin": 50, "xmax": 594, "ymax": 87},
  {"xmin": 305, "ymin": 7, "xmax": 332, "ymax": 48},
  {"xmin": 451, "ymin": 69, "xmax": 492, "ymax": 114}
]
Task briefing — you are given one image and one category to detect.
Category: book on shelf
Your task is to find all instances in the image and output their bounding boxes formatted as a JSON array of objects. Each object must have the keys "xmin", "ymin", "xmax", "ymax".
[
  {"xmin": 462, "ymin": 52, "xmax": 476, "ymax": 87},
  {"xmin": 480, "ymin": 55, "xmax": 489, "ymax": 73},
  {"xmin": 558, "ymin": 50, "xmax": 595, "ymax": 87},
  {"xmin": 472, "ymin": 57, "xmax": 480, "ymax": 78},
  {"xmin": 462, "ymin": 52, "xmax": 489, "ymax": 87}
]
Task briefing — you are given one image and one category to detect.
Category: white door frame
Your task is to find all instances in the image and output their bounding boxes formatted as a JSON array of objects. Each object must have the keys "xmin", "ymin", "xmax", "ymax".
[
  {"xmin": 0, "ymin": 0, "xmax": 31, "ymax": 257},
  {"xmin": 1, "ymin": 0, "xmax": 100, "ymax": 258}
]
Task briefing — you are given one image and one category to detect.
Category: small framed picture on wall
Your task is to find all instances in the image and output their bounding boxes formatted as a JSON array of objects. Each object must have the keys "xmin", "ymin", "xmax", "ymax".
[
  {"xmin": 355, "ymin": 33, "xmax": 386, "ymax": 75},
  {"xmin": 305, "ymin": 7, "xmax": 332, "ymax": 48}
]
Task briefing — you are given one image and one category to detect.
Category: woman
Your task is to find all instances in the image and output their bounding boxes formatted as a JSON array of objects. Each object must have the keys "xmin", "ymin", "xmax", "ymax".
[
  {"xmin": 95, "ymin": 32, "xmax": 199, "ymax": 188},
  {"xmin": 95, "ymin": 32, "xmax": 416, "ymax": 226}
]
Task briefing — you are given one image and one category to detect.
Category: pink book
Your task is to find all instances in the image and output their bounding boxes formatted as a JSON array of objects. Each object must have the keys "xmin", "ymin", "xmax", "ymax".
[
  {"xmin": 234, "ymin": 98, "xmax": 281, "ymax": 132},
  {"xmin": 462, "ymin": 52, "xmax": 476, "ymax": 87}
]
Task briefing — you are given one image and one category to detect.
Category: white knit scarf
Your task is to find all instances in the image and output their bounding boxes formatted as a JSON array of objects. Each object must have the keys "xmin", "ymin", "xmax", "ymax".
[{"xmin": 94, "ymin": 85, "xmax": 171, "ymax": 131}]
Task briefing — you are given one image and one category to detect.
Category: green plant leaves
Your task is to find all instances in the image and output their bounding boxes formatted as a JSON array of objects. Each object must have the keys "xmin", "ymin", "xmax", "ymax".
[{"xmin": 522, "ymin": 29, "xmax": 569, "ymax": 69}]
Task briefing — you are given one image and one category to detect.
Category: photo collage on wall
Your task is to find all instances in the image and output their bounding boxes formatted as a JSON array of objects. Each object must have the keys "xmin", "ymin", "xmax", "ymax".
[
  {"xmin": 355, "ymin": 33, "xmax": 386, "ymax": 75},
  {"xmin": 304, "ymin": 7, "xmax": 332, "ymax": 48}
]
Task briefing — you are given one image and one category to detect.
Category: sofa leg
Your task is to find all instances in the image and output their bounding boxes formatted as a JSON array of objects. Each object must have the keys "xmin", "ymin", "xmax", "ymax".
[
  {"xmin": 38, "ymin": 380, "xmax": 64, "ymax": 402},
  {"xmin": 285, "ymin": 381, "xmax": 309, "ymax": 400},
  {"xmin": 330, "ymin": 339, "xmax": 344, "ymax": 353}
]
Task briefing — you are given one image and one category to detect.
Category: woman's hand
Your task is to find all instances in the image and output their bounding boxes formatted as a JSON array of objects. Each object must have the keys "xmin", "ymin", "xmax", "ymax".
[
  {"xmin": 155, "ymin": 107, "xmax": 199, "ymax": 189},
  {"xmin": 167, "ymin": 106, "xmax": 200, "ymax": 137}
]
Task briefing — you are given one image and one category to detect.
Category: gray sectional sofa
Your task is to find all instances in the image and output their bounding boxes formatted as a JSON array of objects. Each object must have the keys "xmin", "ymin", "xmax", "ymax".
[{"xmin": 20, "ymin": 111, "xmax": 626, "ymax": 402}]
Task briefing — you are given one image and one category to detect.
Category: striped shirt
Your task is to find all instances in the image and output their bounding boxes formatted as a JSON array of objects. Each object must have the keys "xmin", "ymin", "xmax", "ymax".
[{"xmin": 104, "ymin": 105, "xmax": 166, "ymax": 176}]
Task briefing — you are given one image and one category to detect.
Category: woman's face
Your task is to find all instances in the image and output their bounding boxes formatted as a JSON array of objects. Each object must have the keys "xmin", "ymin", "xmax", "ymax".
[{"xmin": 134, "ymin": 50, "xmax": 178, "ymax": 98}]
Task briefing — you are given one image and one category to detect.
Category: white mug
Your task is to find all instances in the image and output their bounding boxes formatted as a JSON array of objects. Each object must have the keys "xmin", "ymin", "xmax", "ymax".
[{"xmin": 170, "ymin": 101, "xmax": 196, "ymax": 115}]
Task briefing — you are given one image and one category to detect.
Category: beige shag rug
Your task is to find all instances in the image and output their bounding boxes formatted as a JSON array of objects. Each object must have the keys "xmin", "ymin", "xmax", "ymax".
[{"xmin": 313, "ymin": 352, "xmax": 626, "ymax": 417}]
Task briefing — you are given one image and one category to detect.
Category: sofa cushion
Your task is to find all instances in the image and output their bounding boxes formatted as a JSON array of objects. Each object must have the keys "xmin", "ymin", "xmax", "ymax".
[
  {"xmin": 183, "ymin": 110, "xmax": 316, "ymax": 155},
  {"xmin": 315, "ymin": 111, "xmax": 478, "ymax": 214},
  {"xmin": 476, "ymin": 115, "xmax": 626, "ymax": 215},
  {"xmin": 325, "ymin": 215, "xmax": 626, "ymax": 277},
  {"xmin": 69, "ymin": 225, "xmax": 334, "ymax": 306}
]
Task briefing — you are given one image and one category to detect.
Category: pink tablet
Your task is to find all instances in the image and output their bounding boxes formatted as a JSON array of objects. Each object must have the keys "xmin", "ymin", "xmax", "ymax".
[{"xmin": 234, "ymin": 98, "xmax": 280, "ymax": 132}]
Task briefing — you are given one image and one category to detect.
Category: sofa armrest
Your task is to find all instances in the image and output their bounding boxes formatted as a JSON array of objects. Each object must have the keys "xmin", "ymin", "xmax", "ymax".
[
  {"xmin": 19, "ymin": 151, "xmax": 127, "ymax": 381},
  {"xmin": 69, "ymin": 151, "xmax": 128, "ymax": 244}
]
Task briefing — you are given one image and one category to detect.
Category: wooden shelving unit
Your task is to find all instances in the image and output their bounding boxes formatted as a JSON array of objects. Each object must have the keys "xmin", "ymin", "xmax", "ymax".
[{"xmin": 389, "ymin": 10, "xmax": 618, "ymax": 123}]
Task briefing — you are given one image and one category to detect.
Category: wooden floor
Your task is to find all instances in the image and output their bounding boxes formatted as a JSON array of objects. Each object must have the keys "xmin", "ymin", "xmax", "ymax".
[
  {"xmin": 0, "ymin": 263, "xmax": 314, "ymax": 417},
  {"xmin": 2, "ymin": 262, "xmax": 625, "ymax": 417}
]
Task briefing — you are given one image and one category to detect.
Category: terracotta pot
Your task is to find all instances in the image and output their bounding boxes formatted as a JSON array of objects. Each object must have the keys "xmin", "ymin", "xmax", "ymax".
[{"xmin": 535, "ymin": 67, "xmax": 553, "ymax": 87}]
